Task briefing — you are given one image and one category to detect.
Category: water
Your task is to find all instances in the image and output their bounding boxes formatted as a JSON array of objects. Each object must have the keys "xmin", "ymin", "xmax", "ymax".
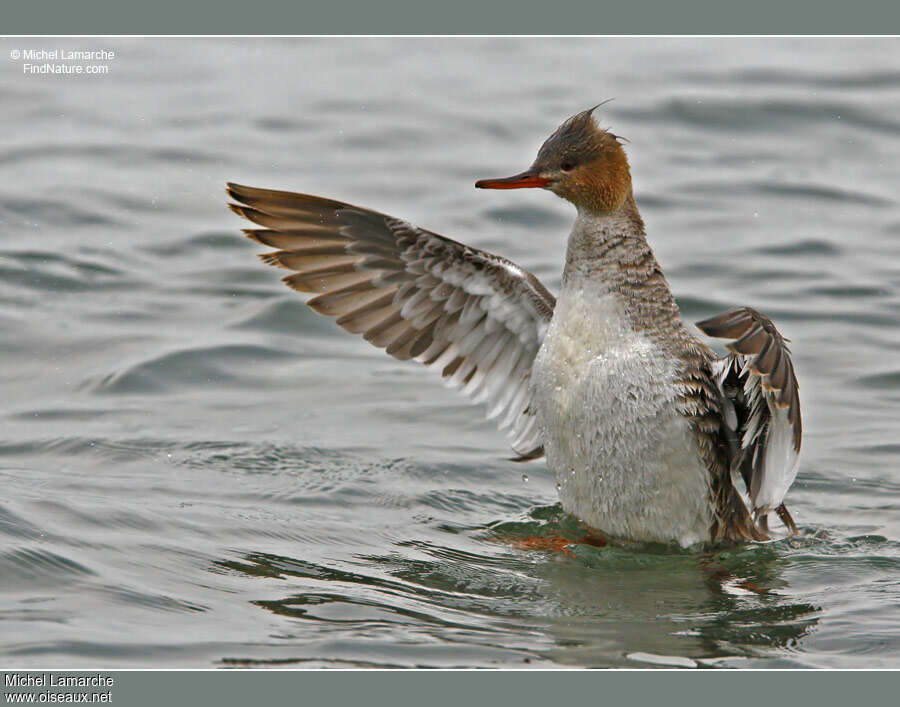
[{"xmin": 1, "ymin": 37, "xmax": 899, "ymax": 668}]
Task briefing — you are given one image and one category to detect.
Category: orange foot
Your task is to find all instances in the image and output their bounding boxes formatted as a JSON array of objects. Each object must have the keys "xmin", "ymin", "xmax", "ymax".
[
  {"xmin": 489, "ymin": 533, "xmax": 575, "ymax": 556},
  {"xmin": 491, "ymin": 531, "xmax": 607, "ymax": 557}
]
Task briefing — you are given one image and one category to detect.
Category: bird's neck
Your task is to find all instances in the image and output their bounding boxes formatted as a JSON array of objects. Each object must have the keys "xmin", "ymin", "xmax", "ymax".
[
  {"xmin": 563, "ymin": 192, "xmax": 648, "ymax": 283},
  {"xmin": 561, "ymin": 192, "xmax": 686, "ymax": 342}
]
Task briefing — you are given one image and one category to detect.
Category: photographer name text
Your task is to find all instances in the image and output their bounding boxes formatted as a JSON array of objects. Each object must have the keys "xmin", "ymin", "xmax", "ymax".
[
  {"xmin": 9, "ymin": 48, "xmax": 115, "ymax": 76},
  {"xmin": 5, "ymin": 673, "xmax": 114, "ymax": 688},
  {"xmin": 14, "ymin": 49, "xmax": 115, "ymax": 62}
]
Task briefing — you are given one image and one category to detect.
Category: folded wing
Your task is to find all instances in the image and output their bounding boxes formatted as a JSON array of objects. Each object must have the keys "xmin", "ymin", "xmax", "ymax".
[
  {"xmin": 228, "ymin": 183, "xmax": 556, "ymax": 458},
  {"xmin": 697, "ymin": 307, "xmax": 802, "ymax": 530}
]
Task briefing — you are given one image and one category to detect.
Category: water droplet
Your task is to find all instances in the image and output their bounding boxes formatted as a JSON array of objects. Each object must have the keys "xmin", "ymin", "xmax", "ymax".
[
  {"xmin": 555, "ymin": 483, "xmax": 562, "ymax": 492},
  {"xmin": 521, "ymin": 473, "xmax": 529, "ymax": 483}
]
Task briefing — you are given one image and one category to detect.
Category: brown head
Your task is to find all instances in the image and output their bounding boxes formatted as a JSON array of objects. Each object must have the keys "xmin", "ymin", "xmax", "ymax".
[{"xmin": 476, "ymin": 106, "xmax": 633, "ymax": 215}]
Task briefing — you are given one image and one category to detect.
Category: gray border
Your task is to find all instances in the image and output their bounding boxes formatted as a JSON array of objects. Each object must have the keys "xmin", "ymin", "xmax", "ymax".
[
  {"xmin": 5, "ymin": 0, "xmax": 900, "ymax": 34},
  {"xmin": 0, "ymin": 670, "xmax": 892, "ymax": 705},
  {"xmin": 2, "ymin": 4, "xmax": 896, "ymax": 702}
]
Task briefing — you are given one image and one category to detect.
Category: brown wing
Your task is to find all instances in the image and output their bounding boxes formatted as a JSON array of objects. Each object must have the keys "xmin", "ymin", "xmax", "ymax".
[
  {"xmin": 228, "ymin": 182, "xmax": 556, "ymax": 458},
  {"xmin": 698, "ymin": 307, "xmax": 802, "ymax": 523},
  {"xmin": 697, "ymin": 307, "xmax": 801, "ymax": 450}
]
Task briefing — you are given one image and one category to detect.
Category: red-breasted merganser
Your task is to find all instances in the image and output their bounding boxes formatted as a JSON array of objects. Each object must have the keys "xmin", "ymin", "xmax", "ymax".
[{"xmin": 228, "ymin": 106, "xmax": 802, "ymax": 547}]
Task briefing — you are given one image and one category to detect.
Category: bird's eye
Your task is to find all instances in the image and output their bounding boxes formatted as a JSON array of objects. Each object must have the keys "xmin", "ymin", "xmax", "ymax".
[{"xmin": 560, "ymin": 161, "xmax": 575, "ymax": 172}]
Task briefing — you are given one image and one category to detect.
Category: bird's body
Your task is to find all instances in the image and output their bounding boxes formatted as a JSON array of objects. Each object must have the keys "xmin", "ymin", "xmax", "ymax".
[
  {"xmin": 229, "ymin": 106, "xmax": 802, "ymax": 547},
  {"xmin": 533, "ymin": 208, "xmax": 715, "ymax": 545}
]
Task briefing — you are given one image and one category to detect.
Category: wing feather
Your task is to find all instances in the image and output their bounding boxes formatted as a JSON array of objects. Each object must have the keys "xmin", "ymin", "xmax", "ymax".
[
  {"xmin": 698, "ymin": 307, "xmax": 802, "ymax": 521},
  {"xmin": 229, "ymin": 182, "xmax": 555, "ymax": 458}
]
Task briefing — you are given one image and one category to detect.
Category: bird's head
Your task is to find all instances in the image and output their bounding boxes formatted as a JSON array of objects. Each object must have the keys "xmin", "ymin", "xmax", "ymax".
[{"xmin": 476, "ymin": 104, "xmax": 633, "ymax": 215}]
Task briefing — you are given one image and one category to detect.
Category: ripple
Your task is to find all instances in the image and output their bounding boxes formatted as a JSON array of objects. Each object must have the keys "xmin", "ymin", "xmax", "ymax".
[
  {"xmin": 676, "ymin": 179, "xmax": 890, "ymax": 207},
  {"xmin": 97, "ymin": 585, "xmax": 207, "ymax": 614},
  {"xmin": 85, "ymin": 344, "xmax": 295, "ymax": 394},
  {"xmin": 0, "ymin": 505, "xmax": 47, "ymax": 541},
  {"xmin": 752, "ymin": 238, "xmax": 843, "ymax": 257},
  {"xmin": 0, "ymin": 548, "xmax": 95, "ymax": 589},
  {"xmin": 0, "ymin": 251, "xmax": 127, "ymax": 293},
  {"xmin": 806, "ymin": 284, "xmax": 889, "ymax": 299},
  {"xmin": 674, "ymin": 295, "xmax": 738, "ymax": 321},
  {"xmin": 679, "ymin": 67, "xmax": 900, "ymax": 90},
  {"xmin": 856, "ymin": 370, "xmax": 900, "ymax": 389},
  {"xmin": 30, "ymin": 499, "xmax": 163, "ymax": 533},
  {"xmin": 620, "ymin": 97, "xmax": 900, "ymax": 137},
  {"xmin": 417, "ymin": 488, "xmax": 535, "ymax": 515},
  {"xmin": 342, "ymin": 127, "xmax": 431, "ymax": 150},
  {"xmin": 0, "ymin": 437, "xmax": 173, "ymax": 463},
  {"xmin": 755, "ymin": 182, "xmax": 892, "ymax": 207},
  {"xmin": 253, "ymin": 116, "xmax": 319, "ymax": 133},
  {"xmin": 8, "ymin": 408, "xmax": 119, "ymax": 422},
  {"xmin": 141, "ymin": 231, "xmax": 251, "ymax": 257},
  {"xmin": 0, "ymin": 143, "xmax": 220, "ymax": 168},
  {"xmin": 231, "ymin": 298, "xmax": 336, "ymax": 335}
]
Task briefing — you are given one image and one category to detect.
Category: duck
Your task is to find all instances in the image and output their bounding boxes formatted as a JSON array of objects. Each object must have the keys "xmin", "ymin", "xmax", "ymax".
[{"xmin": 227, "ymin": 105, "xmax": 802, "ymax": 547}]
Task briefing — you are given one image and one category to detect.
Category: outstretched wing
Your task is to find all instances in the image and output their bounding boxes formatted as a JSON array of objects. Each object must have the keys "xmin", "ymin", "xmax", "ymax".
[
  {"xmin": 697, "ymin": 307, "xmax": 802, "ymax": 527},
  {"xmin": 228, "ymin": 183, "xmax": 555, "ymax": 458}
]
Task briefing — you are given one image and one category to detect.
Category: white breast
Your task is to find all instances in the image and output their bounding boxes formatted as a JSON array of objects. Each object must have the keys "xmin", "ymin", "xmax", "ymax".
[{"xmin": 531, "ymin": 283, "xmax": 714, "ymax": 546}]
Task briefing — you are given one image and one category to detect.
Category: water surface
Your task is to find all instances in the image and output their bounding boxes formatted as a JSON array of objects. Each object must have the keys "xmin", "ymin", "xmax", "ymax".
[{"xmin": 1, "ymin": 37, "xmax": 899, "ymax": 668}]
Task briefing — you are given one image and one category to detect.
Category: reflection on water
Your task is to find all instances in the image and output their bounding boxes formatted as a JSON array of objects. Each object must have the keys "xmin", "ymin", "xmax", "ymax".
[
  {"xmin": 213, "ymin": 507, "xmax": 821, "ymax": 668},
  {"xmin": 2, "ymin": 37, "xmax": 900, "ymax": 668}
]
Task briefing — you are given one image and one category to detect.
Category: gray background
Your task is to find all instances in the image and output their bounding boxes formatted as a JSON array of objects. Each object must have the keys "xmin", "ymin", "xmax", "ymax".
[{"xmin": 7, "ymin": 1, "xmax": 900, "ymax": 34}]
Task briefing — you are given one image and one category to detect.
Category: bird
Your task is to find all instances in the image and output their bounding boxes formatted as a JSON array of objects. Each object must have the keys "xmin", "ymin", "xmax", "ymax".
[{"xmin": 227, "ymin": 105, "xmax": 802, "ymax": 548}]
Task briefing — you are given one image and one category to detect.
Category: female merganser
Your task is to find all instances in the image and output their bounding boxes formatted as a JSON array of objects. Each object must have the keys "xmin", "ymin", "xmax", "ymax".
[{"xmin": 228, "ymin": 106, "xmax": 802, "ymax": 547}]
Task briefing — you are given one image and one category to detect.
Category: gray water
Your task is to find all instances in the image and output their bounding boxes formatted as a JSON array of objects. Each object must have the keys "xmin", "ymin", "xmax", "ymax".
[{"xmin": 1, "ymin": 37, "xmax": 899, "ymax": 669}]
